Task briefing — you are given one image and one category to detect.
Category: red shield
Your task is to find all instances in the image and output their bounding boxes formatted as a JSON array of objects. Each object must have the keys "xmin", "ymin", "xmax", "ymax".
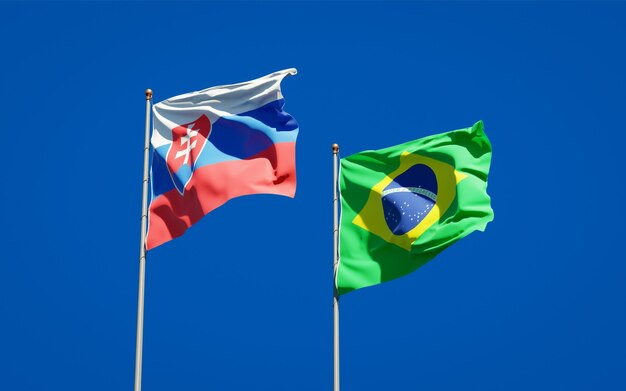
[{"xmin": 165, "ymin": 114, "xmax": 212, "ymax": 185}]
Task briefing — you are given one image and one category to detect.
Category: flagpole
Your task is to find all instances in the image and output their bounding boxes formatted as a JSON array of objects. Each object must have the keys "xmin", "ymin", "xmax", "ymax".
[
  {"xmin": 134, "ymin": 88, "xmax": 152, "ymax": 391},
  {"xmin": 332, "ymin": 143, "xmax": 340, "ymax": 391}
]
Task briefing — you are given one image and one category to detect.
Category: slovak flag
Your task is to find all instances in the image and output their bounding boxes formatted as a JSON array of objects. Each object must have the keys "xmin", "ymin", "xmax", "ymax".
[{"xmin": 146, "ymin": 69, "xmax": 299, "ymax": 250}]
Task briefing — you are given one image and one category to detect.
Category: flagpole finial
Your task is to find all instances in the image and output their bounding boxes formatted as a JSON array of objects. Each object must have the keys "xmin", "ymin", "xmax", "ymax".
[
  {"xmin": 332, "ymin": 144, "xmax": 339, "ymax": 154},
  {"xmin": 145, "ymin": 89, "xmax": 153, "ymax": 100}
]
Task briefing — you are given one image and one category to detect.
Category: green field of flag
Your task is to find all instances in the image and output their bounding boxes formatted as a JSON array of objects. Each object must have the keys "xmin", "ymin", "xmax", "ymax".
[{"xmin": 337, "ymin": 121, "xmax": 494, "ymax": 295}]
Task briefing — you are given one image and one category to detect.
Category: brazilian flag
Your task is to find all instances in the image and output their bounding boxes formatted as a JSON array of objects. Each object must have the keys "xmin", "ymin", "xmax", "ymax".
[{"xmin": 337, "ymin": 121, "xmax": 493, "ymax": 295}]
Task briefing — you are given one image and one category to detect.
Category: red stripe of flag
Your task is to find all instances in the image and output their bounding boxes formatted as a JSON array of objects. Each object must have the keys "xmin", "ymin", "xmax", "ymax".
[{"xmin": 146, "ymin": 142, "xmax": 296, "ymax": 250}]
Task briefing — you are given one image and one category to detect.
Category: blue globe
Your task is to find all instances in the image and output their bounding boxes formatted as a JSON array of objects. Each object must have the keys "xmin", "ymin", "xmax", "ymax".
[{"xmin": 381, "ymin": 164, "xmax": 438, "ymax": 235}]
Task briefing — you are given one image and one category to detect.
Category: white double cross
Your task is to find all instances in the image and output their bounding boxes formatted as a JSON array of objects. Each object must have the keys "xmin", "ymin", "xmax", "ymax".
[{"xmin": 175, "ymin": 124, "xmax": 199, "ymax": 165}]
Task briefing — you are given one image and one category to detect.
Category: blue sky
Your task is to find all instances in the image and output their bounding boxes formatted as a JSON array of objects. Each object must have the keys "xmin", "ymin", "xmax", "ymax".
[{"xmin": 1, "ymin": 2, "xmax": 625, "ymax": 390}]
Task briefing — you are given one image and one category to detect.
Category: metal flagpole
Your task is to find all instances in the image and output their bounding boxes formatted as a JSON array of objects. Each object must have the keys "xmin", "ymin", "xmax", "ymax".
[
  {"xmin": 134, "ymin": 88, "xmax": 152, "ymax": 391},
  {"xmin": 332, "ymin": 143, "xmax": 340, "ymax": 391}
]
